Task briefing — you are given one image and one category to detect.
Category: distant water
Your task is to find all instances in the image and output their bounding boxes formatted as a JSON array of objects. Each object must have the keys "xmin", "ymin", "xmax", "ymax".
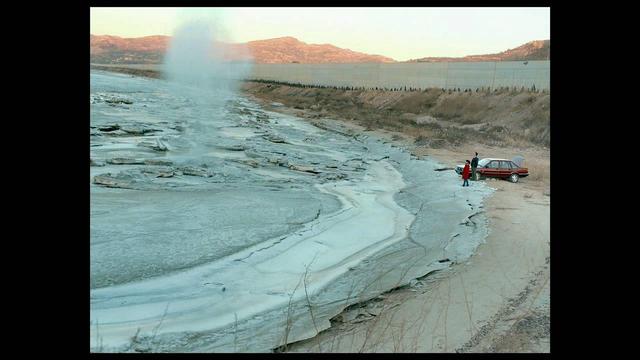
[
  {"xmin": 92, "ymin": 60, "xmax": 550, "ymax": 90},
  {"xmin": 250, "ymin": 61, "xmax": 550, "ymax": 90}
]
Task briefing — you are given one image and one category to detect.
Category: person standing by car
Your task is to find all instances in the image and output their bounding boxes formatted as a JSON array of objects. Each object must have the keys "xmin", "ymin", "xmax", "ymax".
[
  {"xmin": 471, "ymin": 152, "xmax": 479, "ymax": 180},
  {"xmin": 462, "ymin": 160, "xmax": 471, "ymax": 187}
]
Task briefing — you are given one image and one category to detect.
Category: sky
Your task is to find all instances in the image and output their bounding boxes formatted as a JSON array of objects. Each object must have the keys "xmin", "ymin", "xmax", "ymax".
[{"xmin": 90, "ymin": 7, "xmax": 550, "ymax": 61}]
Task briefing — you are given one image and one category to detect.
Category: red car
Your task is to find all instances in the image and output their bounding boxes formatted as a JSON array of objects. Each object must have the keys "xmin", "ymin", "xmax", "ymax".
[{"xmin": 456, "ymin": 158, "xmax": 529, "ymax": 183}]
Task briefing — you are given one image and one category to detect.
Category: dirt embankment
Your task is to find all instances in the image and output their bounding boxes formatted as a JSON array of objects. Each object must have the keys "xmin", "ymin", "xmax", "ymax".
[
  {"xmin": 242, "ymin": 82, "xmax": 550, "ymax": 148},
  {"xmin": 257, "ymin": 99, "xmax": 551, "ymax": 353}
]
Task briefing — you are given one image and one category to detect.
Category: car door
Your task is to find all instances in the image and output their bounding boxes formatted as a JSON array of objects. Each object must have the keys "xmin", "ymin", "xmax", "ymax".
[
  {"xmin": 499, "ymin": 161, "xmax": 512, "ymax": 178},
  {"xmin": 485, "ymin": 160, "xmax": 500, "ymax": 177}
]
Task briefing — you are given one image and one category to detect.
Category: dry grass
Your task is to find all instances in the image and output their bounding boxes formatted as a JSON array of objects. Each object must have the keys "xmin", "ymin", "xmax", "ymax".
[
  {"xmin": 243, "ymin": 81, "xmax": 550, "ymax": 149},
  {"xmin": 94, "ymin": 320, "xmax": 104, "ymax": 352},
  {"xmin": 277, "ymin": 247, "xmax": 456, "ymax": 353},
  {"xmin": 523, "ymin": 158, "xmax": 550, "ymax": 186}
]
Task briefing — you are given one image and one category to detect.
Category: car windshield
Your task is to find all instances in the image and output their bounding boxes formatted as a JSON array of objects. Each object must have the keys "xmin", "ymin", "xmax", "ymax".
[{"xmin": 478, "ymin": 158, "xmax": 491, "ymax": 167}]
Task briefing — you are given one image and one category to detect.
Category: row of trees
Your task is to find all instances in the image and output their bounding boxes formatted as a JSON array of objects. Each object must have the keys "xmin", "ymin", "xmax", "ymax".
[{"xmin": 246, "ymin": 78, "xmax": 547, "ymax": 94}]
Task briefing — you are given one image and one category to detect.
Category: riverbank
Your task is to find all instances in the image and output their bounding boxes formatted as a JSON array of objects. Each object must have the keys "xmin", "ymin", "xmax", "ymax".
[
  {"xmin": 90, "ymin": 66, "xmax": 550, "ymax": 352},
  {"xmin": 248, "ymin": 96, "xmax": 550, "ymax": 353},
  {"xmin": 90, "ymin": 69, "xmax": 497, "ymax": 352},
  {"xmin": 242, "ymin": 81, "xmax": 550, "ymax": 149}
]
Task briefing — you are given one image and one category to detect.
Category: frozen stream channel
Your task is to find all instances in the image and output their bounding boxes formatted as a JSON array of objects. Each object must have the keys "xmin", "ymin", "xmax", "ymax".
[{"xmin": 90, "ymin": 70, "xmax": 493, "ymax": 352}]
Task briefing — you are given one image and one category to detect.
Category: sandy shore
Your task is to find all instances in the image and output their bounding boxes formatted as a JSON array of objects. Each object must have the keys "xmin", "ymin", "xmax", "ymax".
[{"xmin": 250, "ymin": 98, "xmax": 550, "ymax": 353}]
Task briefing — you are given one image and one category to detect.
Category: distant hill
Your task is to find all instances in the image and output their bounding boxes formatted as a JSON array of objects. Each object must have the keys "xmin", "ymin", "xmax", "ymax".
[
  {"xmin": 407, "ymin": 40, "xmax": 550, "ymax": 62},
  {"xmin": 244, "ymin": 36, "xmax": 395, "ymax": 64},
  {"xmin": 90, "ymin": 35, "xmax": 396, "ymax": 64},
  {"xmin": 90, "ymin": 35, "xmax": 549, "ymax": 65},
  {"xmin": 90, "ymin": 35, "xmax": 170, "ymax": 64}
]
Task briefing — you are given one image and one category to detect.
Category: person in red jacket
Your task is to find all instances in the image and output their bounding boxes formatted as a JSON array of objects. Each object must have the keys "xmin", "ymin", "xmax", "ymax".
[{"xmin": 462, "ymin": 159, "xmax": 471, "ymax": 187}]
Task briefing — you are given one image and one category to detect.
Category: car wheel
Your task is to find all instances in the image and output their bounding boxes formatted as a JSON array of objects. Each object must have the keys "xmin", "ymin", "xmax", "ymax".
[
  {"xmin": 510, "ymin": 173, "xmax": 519, "ymax": 183},
  {"xmin": 475, "ymin": 172, "xmax": 483, "ymax": 181}
]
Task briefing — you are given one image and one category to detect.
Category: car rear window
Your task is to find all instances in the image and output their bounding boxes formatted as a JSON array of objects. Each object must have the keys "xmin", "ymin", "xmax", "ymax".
[{"xmin": 501, "ymin": 161, "xmax": 512, "ymax": 169}]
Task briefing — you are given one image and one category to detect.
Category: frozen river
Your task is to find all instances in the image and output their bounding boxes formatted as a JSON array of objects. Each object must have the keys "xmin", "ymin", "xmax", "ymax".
[{"xmin": 90, "ymin": 70, "xmax": 493, "ymax": 352}]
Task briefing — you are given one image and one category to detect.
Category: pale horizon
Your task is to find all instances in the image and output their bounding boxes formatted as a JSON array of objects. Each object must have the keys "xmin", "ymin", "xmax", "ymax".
[{"xmin": 90, "ymin": 7, "xmax": 550, "ymax": 61}]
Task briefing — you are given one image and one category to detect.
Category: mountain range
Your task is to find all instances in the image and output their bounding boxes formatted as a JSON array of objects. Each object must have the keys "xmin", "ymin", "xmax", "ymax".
[
  {"xmin": 90, "ymin": 34, "xmax": 549, "ymax": 64},
  {"xmin": 406, "ymin": 40, "xmax": 549, "ymax": 62}
]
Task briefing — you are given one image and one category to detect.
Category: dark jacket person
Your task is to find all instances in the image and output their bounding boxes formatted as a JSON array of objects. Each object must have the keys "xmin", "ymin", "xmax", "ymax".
[{"xmin": 471, "ymin": 153, "xmax": 479, "ymax": 180}]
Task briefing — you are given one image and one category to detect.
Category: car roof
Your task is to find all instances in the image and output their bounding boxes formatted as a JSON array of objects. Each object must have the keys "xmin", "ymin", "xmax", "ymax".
[{"xmin": 460, "ymin": 158, "xmax": 513, "ymax": 165}]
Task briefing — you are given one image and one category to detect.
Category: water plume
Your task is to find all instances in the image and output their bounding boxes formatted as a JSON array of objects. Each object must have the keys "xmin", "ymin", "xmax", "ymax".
[{"xmin": 161, "ymin": 19, "xmax": 253, "ymax": 159}]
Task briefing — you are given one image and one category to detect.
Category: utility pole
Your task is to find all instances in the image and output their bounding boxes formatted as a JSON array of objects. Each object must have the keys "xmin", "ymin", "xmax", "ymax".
[
  {"xmin": 444, "ymin": 62, "xmax": 449, "ymax": 89},
  {"xmin": 491, "ymin": 61, "xmax": 497, "ymax": 90}
]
